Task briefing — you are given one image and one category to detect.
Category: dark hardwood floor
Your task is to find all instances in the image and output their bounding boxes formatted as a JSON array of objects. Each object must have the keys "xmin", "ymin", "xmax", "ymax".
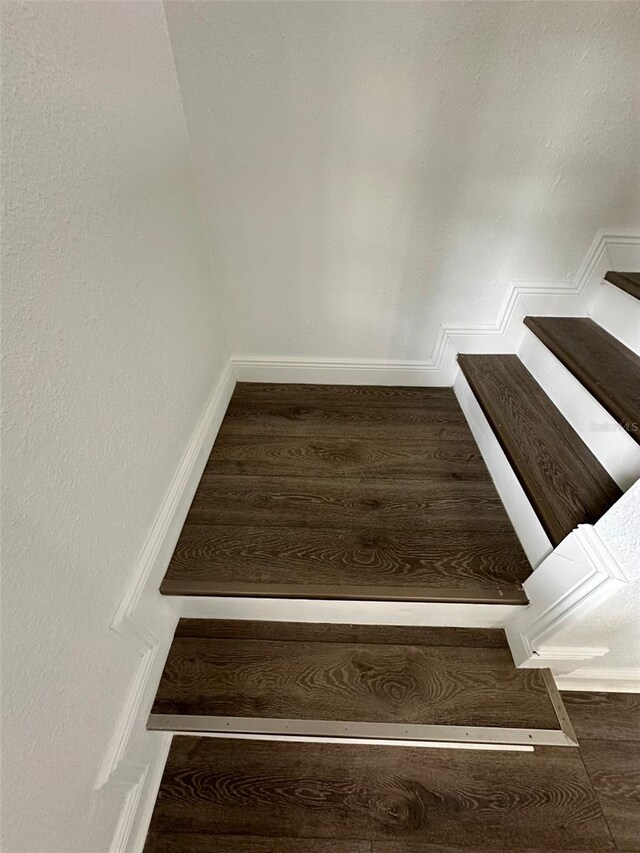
[
  {"xmin": 457, "ymin": 355, "xmax": 622, "ymax": 546},
  {"xmin": 161, "ymin": 384, "xmax": 531, "ymax": 602},
  {"xmin": 143, "ymin": 689, "xmax": 639, "ymax": 852},
  {"xmin": 149, "ymin": 621, "xmax": 561, "ymax": 733},
  {"xmin": 605, "ymin": 271, "xmax": 640, "ymax": 302},
  {"xmin": 524, "ymin": 317, "xmax": 640, "ymax": 443}
]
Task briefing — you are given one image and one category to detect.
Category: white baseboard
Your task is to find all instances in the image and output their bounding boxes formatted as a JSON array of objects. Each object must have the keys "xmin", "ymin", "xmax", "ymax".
[
  {"xmin": 99, "ymin": 359, "xmax": 236, "ymax": 853},
  {"xmin": 556, "ymin": 667, "xmax": 640, "ymax": 693},
  {"xmin": 232, "ymin": 231, "xmax": 640, "ymax": 386}
]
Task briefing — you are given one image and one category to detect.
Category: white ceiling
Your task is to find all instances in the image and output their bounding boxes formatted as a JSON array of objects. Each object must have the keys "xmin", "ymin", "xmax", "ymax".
[{"xmin": 164, "ymin": 1, "xmax": 640, "ymax": 361}]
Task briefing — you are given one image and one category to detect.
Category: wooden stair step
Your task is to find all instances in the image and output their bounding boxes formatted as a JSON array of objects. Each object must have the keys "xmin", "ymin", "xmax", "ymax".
[
  {"xmin": 161, "ymin": 382, "xmax": 532, "ymax": 605},
  {"xmin": 161, "ymin": 526, "xmax": 530, "ymax": 603},
  {"xmin": 524, "ymin": 316, "xmax": 640, "ymax": 444},
  {"xmin": 457, "ymin": 354, "xmax": 622, "ymax": 546},
  {"xmin": 143, "ymin": 737, "xmax": 609, "ymax": 852},
  {"xmin": 148, "ymin": 620, "xmax": 576, "ymax": 747},
  {"xmin": 604, "ymin": 270, "xmax": 640, "ymax": 301}
]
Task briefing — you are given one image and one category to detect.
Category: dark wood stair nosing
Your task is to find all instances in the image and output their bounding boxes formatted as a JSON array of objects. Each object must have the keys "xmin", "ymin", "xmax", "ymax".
[
  {"xmin": 159, "ymin": 578, "xmax": 528, "ymax": 605},
  {"xmin": 604, "ymin": 270, "xmax": 640, "ymax": 301}
]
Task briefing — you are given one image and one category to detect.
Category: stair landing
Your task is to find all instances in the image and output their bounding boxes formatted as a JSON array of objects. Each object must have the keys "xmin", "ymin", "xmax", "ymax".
[{"xmin": 160, "ymin": 383, "xmax": 532, "ymax": 605}]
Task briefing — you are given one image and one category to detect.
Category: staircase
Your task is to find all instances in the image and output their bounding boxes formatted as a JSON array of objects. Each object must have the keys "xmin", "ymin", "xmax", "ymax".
[{"xmin": 142, "ymin": 271, "xmax": 639, "ymax": 849}]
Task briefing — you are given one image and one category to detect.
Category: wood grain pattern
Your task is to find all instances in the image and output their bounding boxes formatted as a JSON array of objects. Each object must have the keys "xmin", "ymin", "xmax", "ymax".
[
  {"xmin": 144, "ymin": 738, "xmax": 612, "ymax": 849},
  {"xmin": 605, "ymin": 271, "xmax": 640, "ymax": 302},
  {"xmin": 145, "ymin": 834, "xmax": 371, "ymax": 852},
  {"xmin": 163, "ymin": 527, "xmax": 531, "ymax": 595},
  {"xmin": 219, "ymin": 400, "xmax": 473, "ymax": 441},
  {"xmin": 161, "ymin": 382, "xmax": 531, "ymax": 600},
  {"xmin": 183, "ymin": 475, "xmax": 513, "ymax": 532},
  {"xmin": 579, "ymin": 740, "xmax": 640, "ymax": 850},
  {"xmin": 173, "ymin": 620, "xmax": 509, "ymax": 648},
  {"xmin": 561, "ymin": 692, "xmax": 640, "ymax": 742},
  {"xmin": 457, "ymin": 354, "xmax": 622, "ymax": 546},
  {"xmin": 205, "ymin": 435, "xmax": 489, "ymax": 480},
  {"xmin": 524, "ymin": 317, "xmax": 640, "ymax": 443},
  {"xmin": 151, "ymin": 635, "xmax": 559, "ymax": 729},
  {"xmin": 232, "ymin": 383, "xmax": 456, "ymax": 406}
]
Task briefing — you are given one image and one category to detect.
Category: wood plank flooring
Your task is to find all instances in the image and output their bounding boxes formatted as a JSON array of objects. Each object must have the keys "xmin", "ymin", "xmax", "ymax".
[
  {"xmin": 144, "ymin": 738, "xmax": 615, "ymax": 851},
  {"xmin": 144, "ymin": 690, "xmax": 639, "ymax": 852},
  {"xmin": 524, "ymin": 317, "xmax": 640, "ymax": 443},
  {"xmin": 150, "ymin": 621, "xmax": 560, "ymax": 732},
  {"xmin": 457, "ymin": 355, "xmax": 622, "ymax": 546},
  {"xmin": 161, "ymin": 384, "xmax": 531, "ymax": 601}
]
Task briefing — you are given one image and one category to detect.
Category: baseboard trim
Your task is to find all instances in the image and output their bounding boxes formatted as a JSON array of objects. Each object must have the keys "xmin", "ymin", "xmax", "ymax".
[
  {"xmin": 556, "ymin": 668, "xmax": 640, "ymax": 693},
  {"xmin": 506, "ymin": 525, "xmax": 629, "ymax": 673},
  {"xmin": 100, "ymin": 359, "xmax": 235, "ymax": 853},
  {"xmin": 232, "ymin": 231, "xmax": 640, "ymax": 386}
]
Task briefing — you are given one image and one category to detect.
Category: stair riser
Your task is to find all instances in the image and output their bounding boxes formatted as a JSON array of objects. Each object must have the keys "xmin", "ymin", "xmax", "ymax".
[
  {"xmin": 518, "ymin": 329, "xmax": 640, "ymax": 490},
  {"xmin": 164, "ymin": 595, "xmax": 524, "ymax": 627}
]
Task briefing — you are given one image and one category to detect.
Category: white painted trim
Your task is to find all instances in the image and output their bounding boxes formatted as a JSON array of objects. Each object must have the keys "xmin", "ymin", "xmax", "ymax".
[
  {"xmin": 517, "ymin": 327, "xmax": 640, "ymax": 491},
  {"xmin": 100, "ymin": 359, "xmax": 235, "ymax": 853},
  {"xmin": 232, "ymin": 231, "xmax": 640, "ymax": 385},
  {"xmin": 453, "ymin": 368, "xmax": 551, "ymax": 567},
  {"xmin": 506, "ymin": 525, "xmax": 629, "ymax": 674},
  {"xmin": 168, "ymin": 594, "xmax": 521, "ymax": 628},
  {"xmin": 556, "ymin": 668, "xmax": 640, "ymax": 693}
]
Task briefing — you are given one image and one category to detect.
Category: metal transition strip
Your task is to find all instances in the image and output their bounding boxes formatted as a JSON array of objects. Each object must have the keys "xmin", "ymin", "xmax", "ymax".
[
  {"xmin": 159, "ymin": 580, "xmax": 529, "ymax": 605},
  {"xmin": 147, "ymin": 713, "xmax": 577, "ymax": 748}
]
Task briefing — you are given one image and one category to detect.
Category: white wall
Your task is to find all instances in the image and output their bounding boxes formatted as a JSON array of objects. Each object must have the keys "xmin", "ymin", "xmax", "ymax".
[
  {"xmin": 1, "ymin": 3, "xmax": 229, "ymax": 851},
  {"xmin": 164, "ymin": 0, "xmax": 640, "ymax": 364},
  {"xmin": 556, "ymin": 480, "xmax": 640, "ymax": 689}
]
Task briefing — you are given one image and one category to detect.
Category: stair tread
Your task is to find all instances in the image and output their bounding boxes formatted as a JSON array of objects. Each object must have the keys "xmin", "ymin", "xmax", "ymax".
[
  {"xmin": 605, "ymin": 270, "xmax": 640, "ymax": 301},
  {"xmin": 524, "ymin": 316, "xmax": 640, "ymax": 443},
  {"xmin": 144, "ymin": 737, "xmax": 609, "ymax": 850},
  {"xmin": 457, "ymin": 354, "xmax": 622, "ymax": 546},
  {"xmin": 150, "ymin": 620, "xmax": 561, "ymax": 732},
  {"xmin": 161, "ymin": 383, "xmax": 531, "ymax": 603}
]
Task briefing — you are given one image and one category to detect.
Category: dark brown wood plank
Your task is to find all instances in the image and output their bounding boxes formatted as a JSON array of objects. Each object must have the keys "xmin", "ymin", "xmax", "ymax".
[
  {"xmin": 233, "ymin": 383, "xmax": 456, "ymax": 406},
  {"xmin": 205, "ymin": 435, "xmax": 490, "ymax": 480},
  {"xmin": 457, "ymin": 355, "xmax": 622, "ymax": 546},
  {"xmin": 145, "ymin": 835, "xmax": 371, "ymax": 852},
  {"xmin": 146, "ymin": 738, "xmax": 613, "ymax": 849},
  {"xmin": 605, "ymin": 271, "xmax": 640, "ymax": 301},
  {"xmin": 580, "ymin": 739, "xmax": 640, "ymax": 850},
  {"xmin": 151, "ymin": 636, "xmax": 559, "ymax": 729},
  {"xmin": 162, "ymin": 526, "xmax": 531, "ymax": 596},
  {"xmin": 373, "ymin": 845, "xmax": 600, "ymax": 852},
  {"xmin": 561, "ymin": 691, "xmax": 640, "ymax": 742},
  {"xmin": 183, "ymin": 476, "xmax": 514, "ymax": 533},
  {"xmin": 219, "ymin": 399, "xmax": 473, "ymax": 440},
  {"xmin": 174, "ymin": 620, "xmax": 509, "ymax": 648},
  {"xmin": 524, "ymin": 317, "xmax": 640, "ymax": 443}
]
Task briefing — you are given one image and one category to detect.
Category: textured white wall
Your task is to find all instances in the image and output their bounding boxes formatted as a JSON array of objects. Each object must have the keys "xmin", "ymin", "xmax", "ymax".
[
  {"xmin": 164, "ymin": 0, "xmax": 640, "ymax": 361},
  {"xmin": 1, "ymin": 3, "xmax": 229, "ymax": 851}
]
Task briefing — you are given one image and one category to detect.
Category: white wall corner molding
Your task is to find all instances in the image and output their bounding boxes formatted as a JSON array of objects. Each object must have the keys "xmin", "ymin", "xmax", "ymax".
[
  {"xmin": 231, "ymin": 230, "xmax": 640, "ymax": 386},
  {"xmin": 98, "ymin": 359, "xmax": 235, "ymax": 853},
  {"xmin": 555, "ymin": 667, "xmax": 640, "ymax": 694},
  {"xmin": 506, "ymin": 525, "xmax": 629, "ymax": 674}
]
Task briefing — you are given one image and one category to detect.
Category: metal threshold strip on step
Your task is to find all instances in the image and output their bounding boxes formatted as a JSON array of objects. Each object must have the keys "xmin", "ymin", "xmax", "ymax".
[{"xmin": 147, "ymin": 674, "xmax": 578, "ymax": 750}]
